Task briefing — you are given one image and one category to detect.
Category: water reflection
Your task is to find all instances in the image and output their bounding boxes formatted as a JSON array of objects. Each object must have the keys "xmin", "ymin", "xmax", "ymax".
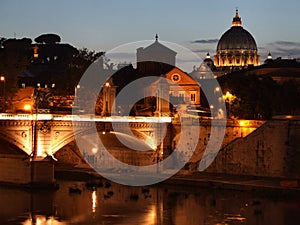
[
  {"xmin": 92, "ymin": 190, "xmax": 97, "ymax": 213},
  {"xmin": 0, "ymin": 180, "xmax": 300, "ymax": 225},
  {"xmin": 22, "ymin": 215, "xmax": 66, "ymax": 225}
]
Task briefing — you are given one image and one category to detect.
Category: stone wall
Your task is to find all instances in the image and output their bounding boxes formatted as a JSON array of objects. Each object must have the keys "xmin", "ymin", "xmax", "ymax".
[
  {"xmin": 206, "ymin": 119, "xmax": 300, "ymax": 178},
  {"xmin": 174, "ymin": 119, "xmax": 264, "ymax": 173},
  {"xmin": 56, "ymin": 119, "xmax": 264, "ymax": 174},
  {"xmin": 0, "ymin": 154, "xmax": 31, "ymax": 184}
]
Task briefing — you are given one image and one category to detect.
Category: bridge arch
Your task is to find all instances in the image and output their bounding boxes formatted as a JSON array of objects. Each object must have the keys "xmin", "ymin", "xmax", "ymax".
[
  {"xmin": 0, "ymin": 138, "xmax": 29, "ymax": 156},
  {"xmin": 0, "ymin": 121, "xmax": 33, "ymax": 155},
  {"xmin": 0, "ymin": 118, "xmax": 172, "ymax": 160}
]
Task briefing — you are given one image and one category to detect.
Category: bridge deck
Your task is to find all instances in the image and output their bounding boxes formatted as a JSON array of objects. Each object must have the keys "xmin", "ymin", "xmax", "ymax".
[{"xmin": 0, "ymin": 113, "xmax": 172, "ymax": 123}]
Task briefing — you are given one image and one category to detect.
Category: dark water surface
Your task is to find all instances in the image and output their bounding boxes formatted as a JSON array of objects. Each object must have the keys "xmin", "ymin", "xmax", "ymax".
[{"xmin": 0, "ymin": 180, "xmax": 300, "ymax": 225}]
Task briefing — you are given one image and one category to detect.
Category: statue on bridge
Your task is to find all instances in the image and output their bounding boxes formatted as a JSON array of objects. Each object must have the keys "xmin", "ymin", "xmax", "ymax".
[{"xmin": 33, "ymin": 88, "xmax": 52, "ymax": 113}]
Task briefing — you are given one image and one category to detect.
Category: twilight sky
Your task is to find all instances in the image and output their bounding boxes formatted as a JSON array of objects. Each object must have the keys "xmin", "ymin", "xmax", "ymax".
[{"xmin": 1, "ymin": 0, "xmax": 300, "ymax": 61}]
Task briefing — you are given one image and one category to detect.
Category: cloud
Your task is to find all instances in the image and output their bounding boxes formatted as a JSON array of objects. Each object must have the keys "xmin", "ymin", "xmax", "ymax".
[
  {"xmin": 258, "ymin": 46, "xmax": 266, "ymax": 50},
  {"xmin": 274, "ymin": 48, "xmax": 300, "ymax": 57},
  {"xmin": 262, "ymin": 41, "xmax": 300, "ymax": 58},
  {"xmin": 193, "ymin": 49, "xmax": 214, "ymax": 53},
  {"xmin": 271, "ymin": 41, "xmax": 300, "ymax": 47},
  {"xmin": 191, "ymin": 39, "xmax": 219, "ymax": 44}
]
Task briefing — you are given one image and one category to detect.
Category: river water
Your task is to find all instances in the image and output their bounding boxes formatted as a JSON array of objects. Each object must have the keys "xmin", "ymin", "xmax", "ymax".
[{"xmin": 0, "ymin": 179, "xmax": 300, "ymax": 225}]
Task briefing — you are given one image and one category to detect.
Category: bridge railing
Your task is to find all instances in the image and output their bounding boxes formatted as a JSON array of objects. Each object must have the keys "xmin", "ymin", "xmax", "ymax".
[
  {"xmin": 0, "ymin": 113, "xmax": 172, "ymax": 123},
  {"xmin": 0, "ymin": 113, "xmax": 266, "ymax": 127},
  {"xmin": 0, "ymin": 113, "xmax": 33, "ymax": 120}
]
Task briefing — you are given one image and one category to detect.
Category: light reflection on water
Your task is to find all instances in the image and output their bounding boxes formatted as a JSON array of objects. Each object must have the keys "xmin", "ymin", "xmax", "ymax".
[
  {"xmin": 22, "ymin": 215, "xmax": 66, "ymax": 225},
  {"xmin": 0, "ymin": 180, "xmax": 300, "ymax": 225}
]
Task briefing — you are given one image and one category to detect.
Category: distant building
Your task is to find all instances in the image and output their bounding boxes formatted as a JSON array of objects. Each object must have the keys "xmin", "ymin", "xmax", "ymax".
[
  {"xmin": 146, "ymin": 67, "xmax": 201, "ymax": 116},
  {"xmin": 245, "ymin": 56, "xmax": 300, "ymax": 84},
  {"xmin": 214, "ymin": 9, "xmax": 260, "ymax": 70},
  {"xmin": 104, "ymin": 35, "xmax": 203, "ymax": 116},
  {"xmin": 136, "ymin": 34, "xmax": 176, "ymax": 76},
  {"xmin": 190, "ymin": 61, "xmax": 215, "ymax": 80}
]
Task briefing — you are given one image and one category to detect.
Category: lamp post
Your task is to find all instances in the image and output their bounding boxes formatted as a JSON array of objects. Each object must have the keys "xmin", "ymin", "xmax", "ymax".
[
  {"xmin": 32, "ymin": 88, "xmax": 39, "ymax": 159},
  {"xmin": 0, "ymin": 76, "xmax": 6, "ymax": 112},
  {"xmin": 74, "ymin": 84, "xmax": 80, "ymax": 107}
]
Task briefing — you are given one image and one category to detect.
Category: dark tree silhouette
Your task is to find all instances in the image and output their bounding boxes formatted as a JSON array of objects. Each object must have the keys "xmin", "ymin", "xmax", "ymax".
[
  {"xmin": 34, "ymin": 34, "xmax": 61, "ymax": 44},
  {"xmin": 0, "ymin": 38, "xmax": 32, "ymax": 97},
  {"xmin": 218, "ymin": 73, "xmax": 300, "ymax": 119},
  {"xmin": 0, "ymin": 37, "xmax": 6, "ymax": 48}
]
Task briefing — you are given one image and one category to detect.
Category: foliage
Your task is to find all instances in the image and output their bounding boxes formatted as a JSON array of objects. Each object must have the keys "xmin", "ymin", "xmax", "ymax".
[
  {"xmin": 34, "ymin": 33, "xmax": 61, "ymax": 44},
  {"xmin": 0, "ymin": 37, "xmax": 6, "ymax": 48},
  {"xmin": 218, "ymin": 73, "xmax": 300, "ymax": 119}
]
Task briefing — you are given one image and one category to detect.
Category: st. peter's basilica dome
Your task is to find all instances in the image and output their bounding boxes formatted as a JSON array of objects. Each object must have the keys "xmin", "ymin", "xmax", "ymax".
[{"xmin": 214, "ymin": 9, "xmax": 260, "ymax": 68}]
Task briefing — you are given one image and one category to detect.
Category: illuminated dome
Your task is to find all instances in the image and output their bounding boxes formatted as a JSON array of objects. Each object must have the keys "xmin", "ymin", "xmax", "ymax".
[
  {"xmin": 217, "ymin": 28, "xmax": 257, "ymax": 51},
  {"xmin": 214, "ymin": 9, "xmax": 260, "ymax": 67}
]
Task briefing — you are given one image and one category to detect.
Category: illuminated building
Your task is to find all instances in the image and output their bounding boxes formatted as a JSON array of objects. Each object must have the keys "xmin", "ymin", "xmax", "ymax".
[
  {"xmin": 109, "ymin": 35, "xmax": 202, "ymax": 116},
  {"xmin": 214, "ymin": 9, "xmax": 260, "ymax": 68}
]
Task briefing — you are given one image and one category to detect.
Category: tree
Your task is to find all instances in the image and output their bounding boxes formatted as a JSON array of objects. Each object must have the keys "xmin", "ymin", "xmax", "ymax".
[
  {"xmin": 34, "ymin": 34, "xmax": 61, "ymax": 44},
  {"xmin": 0, "ymin": 37, "xmax": 6, "ymax": 48},
  {"xmin": 65, "ymin": 48, "xmax": 104, "ymax": 94},
  {"xmin": 0, "ymin": 38, "xmax": 32, "ymax": 98},
  {"xmin": 218, "ymin": 72, "xmax": 300, "ymax": 119}
]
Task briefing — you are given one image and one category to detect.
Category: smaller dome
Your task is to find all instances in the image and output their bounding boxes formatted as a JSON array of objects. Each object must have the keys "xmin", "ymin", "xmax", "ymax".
[{"xmin": 204, "ymin": 52, "xmax": 213, "ymax": 63}]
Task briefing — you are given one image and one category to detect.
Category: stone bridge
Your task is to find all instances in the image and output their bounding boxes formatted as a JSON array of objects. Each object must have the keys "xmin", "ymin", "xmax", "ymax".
[
  {"xmin": 0, "ymin": 114, "xmax": 172, "ymax": 158},
  {"xmin": 0, "ymin": 113, "xmax": 266, "ymax": 185}
]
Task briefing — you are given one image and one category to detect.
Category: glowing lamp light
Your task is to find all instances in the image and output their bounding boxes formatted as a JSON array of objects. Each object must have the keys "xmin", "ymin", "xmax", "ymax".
[
  {"xmin": 92, "ymin": 147, "xmax": 98, "ymax": 154},
  {"xmin": 23, "ymin": 104, "xmax": 32, "ymax": 111},
  {"xmin": 0, "ymin": 76, "xmax": 5, "ymax": 81},
  {"xmin": 239, "ymin": 120, "xmax": 249, "ymax": 127},
  {"xmin": 33, "ymin": 45, "xmax": 39, "ymax": 58},
  {"xmin": 223, "ymin": 91, "xmax": 236, "ymax": 103},
  {"xmin": 105, "ymin": 82, "xmax": 110, "ymax": 87},
  {"xmin": 92, "ymin": 190, "xmax": 97, "ymax": 213}
]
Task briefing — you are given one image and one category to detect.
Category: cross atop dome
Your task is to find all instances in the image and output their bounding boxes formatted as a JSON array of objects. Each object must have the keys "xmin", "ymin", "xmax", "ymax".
[{"xmin": 232, "ymin": 8, "xmax": 242, "ymax": 27}]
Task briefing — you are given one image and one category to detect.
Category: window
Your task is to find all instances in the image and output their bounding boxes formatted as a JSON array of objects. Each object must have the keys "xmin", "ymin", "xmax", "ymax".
[
  {"xmin": 191, "ymin": 93, "xmax": 196, "ymax": 102},
  {"xmin": 178, "ymin": 91, "xmax": 185, "ymax": 98},
  {"xmin": 190, "ymin": 91, "xmax": 197, "ymax": 102}
]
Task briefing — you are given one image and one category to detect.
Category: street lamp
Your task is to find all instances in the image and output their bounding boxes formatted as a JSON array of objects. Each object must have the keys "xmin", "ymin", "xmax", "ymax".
[
  {"xmin": 223, "ymin": 91, "xmax": 236, "ymax": 118},
  {"xmin": 74, "ymin": 84, "xmax": 80, "ymax": 107},
  {"xmin": 0, "ymin": 75, "xmax": 6, "ymax": 112}
]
